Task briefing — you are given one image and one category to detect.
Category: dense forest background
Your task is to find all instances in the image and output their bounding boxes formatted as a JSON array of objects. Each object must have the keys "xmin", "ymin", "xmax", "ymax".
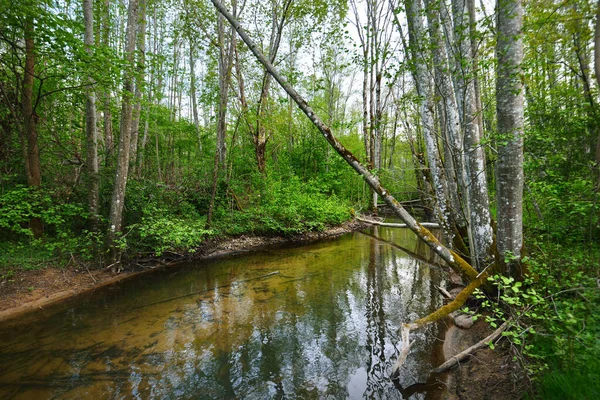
[{"xmin": 1, "ymin": 0, "xmax": 599, "ymax": 397}]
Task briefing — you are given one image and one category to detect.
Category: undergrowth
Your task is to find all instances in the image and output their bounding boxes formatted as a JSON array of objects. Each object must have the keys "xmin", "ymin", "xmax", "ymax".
[{"xmin": 464, "ymin": 241, "xmax": 600, "ymax": 399}]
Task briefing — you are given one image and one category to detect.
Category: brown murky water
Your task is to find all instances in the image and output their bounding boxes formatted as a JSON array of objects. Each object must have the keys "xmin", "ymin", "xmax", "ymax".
[{"xmin": 0, "ymin": 227, "xmax": 444, "ymax": 399}]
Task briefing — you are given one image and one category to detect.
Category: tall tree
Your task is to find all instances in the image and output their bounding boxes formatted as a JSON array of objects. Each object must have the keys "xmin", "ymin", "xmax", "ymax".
[
  {"xmin": 130, "ymin": 0, "xmax": 147, "ymax": 168},
  {"xmin": 108, "ymin": 0, "xmax": 139, "ymax": 255},
  {"xmin": 21, "ymin": 12, "xmax": 43, "ymax": 238},
  {"xmin": 496, "ymin": 0, "xmax": 524, "ymax": 276},
  {"xmin": 595, "ymin": 0, "xmax": 600, "ymax": 182},
  {"xmin": 402, "ymin": 0, "xmax": 452, "ymax": 241},
  {"xmin": 450, "ymin": 0, "xmax": 493, "ymax": 270},
  {"xmin": 83, "ymin": 0, "xmax": 100, "ymax": 232}
]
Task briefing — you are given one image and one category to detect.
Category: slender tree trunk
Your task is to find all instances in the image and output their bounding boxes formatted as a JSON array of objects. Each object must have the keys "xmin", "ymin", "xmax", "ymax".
[
  {"xmin": 496, "ymin": 0, "xmax": 525, "ymax": 277},
  {"xmin": 405, "ymin": 0, "xmax": 453, "ymax": 242},
  {"xmin": 189, "ymin": 42, "xmax": 201, "ymax": 152},
  {"xmin": 21, "ymin": 15, "xmax": 43, "ymax": 239},
  {"xmin": 452, "ymin": 0, "xmax": 493, "ymax": 269},
  {"xmin": 102, "ymin": 0, "xmax": 113, "ymax": 163},
  {"xmin": 83, "ymin": 0, "xmax": 100, "ymax": 232},
  {"xmin": 594, "ymin": 0, "xmax": 600, "ymax": 181},
  {"xmin": 130, "ymin": 0, "xmax": 147, "ymax": 169},
  {"xmin": 108, "ymin": 0, "xmax": 139, "ymax": 254}
]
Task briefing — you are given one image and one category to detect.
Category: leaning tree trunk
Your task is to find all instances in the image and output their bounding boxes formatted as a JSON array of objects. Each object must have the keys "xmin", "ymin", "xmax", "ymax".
[
  {"xmin": 496, "ymin": 0, "xmax": 525, "ymax": 277},
  {"xmin": 83, "ymin": 0, "xmax": 99, "ymax": 232},
  {"xmin": 108, "ymin": 0, "xmax": 139, "ymax": 256},
  {"xmin": 22, "ymin": 15, "xmax": 43, "ymax": 239},
  {"xmin": 210, "ymin": 0, "xmax": 479, "ymax": 284}
]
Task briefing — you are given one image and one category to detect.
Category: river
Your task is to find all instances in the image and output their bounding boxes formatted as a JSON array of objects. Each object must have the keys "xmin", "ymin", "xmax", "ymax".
[{"xmin": 0, "ymin": 226, "xmax": 445, "ymax": 399}]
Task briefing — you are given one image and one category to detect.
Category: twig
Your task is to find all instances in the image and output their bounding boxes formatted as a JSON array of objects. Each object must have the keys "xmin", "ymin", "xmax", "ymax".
[
  {"xmin": 84, "ymin": 264, "xmax": 97, "ymax": 284},
  {"xmin": 437, "ymin": 286, "xmax": 452, "ymax": 299},
  {"xmin": 431, "ymin": 319, "xmax": 512, "ymax": 374}
]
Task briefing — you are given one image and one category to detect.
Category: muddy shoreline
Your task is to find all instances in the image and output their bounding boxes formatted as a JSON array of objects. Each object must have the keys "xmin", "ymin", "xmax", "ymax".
[{"xmin": 0, "ymin": 220, "xmax": 368, "ymax": 323}]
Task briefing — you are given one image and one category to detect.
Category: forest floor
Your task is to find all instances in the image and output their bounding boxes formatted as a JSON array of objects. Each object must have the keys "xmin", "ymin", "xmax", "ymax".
[{"xmin": 0, "ymin": 219, "xmax": 526, "ymax": 399}]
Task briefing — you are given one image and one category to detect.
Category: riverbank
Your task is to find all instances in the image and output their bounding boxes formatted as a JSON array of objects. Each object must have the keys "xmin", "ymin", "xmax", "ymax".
[
  {"xmin": 0, "ymin": 218, "xmax": 525, "ymax": 399},
  {"xmin": 0, "ymin": 220, "xmax": 368, "ymax": 322}
]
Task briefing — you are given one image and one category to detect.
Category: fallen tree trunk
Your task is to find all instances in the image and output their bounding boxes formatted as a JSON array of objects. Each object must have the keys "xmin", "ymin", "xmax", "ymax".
[
  {"xmin": 209, "ymin": 0, "xmax": 491, "ymax": 380},
  {"xmin": 357, "ymin": 216, "xmax": 441, "ymax": 229},
  {"xmin": 209, "ymin": 0, "xmax": 478, "ymax": 284}
]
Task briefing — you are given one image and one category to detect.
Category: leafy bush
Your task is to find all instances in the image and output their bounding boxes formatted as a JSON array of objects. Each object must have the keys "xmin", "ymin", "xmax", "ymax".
[
  {"xmin": 0, "ymin": 185, "xmax": 85, "ymax": 240},
  {"xmin": 137, "ymin": 215, "xmax": 213, "ymax": 256},
  {"xmin": 216, "ymin": 174, "xmax": 352, "ymax": 236}
]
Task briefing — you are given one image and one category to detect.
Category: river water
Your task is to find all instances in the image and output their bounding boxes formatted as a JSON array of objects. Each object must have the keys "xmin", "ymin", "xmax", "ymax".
[{"xmin": 0, "ymin": 226, "xmax": 445, "ymax": 399}]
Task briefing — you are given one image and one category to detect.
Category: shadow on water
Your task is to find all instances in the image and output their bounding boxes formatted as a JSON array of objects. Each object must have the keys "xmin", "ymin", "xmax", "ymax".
[{"xmin": 0, "ymin": 226, "xmax": 446, "ymax": 399}]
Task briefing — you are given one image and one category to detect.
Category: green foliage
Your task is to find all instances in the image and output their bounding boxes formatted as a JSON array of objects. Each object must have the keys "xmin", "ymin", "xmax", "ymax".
[
  {"xmin": 122, "ymin": 181, "xmax": 214, "ymax": 256},
  {"xmin": 216, "ymin": 173, "xmax": 352, "ymax": 236},
  {"xmin": 137, "ymin": 216, "xmax": 213, "ymax": 257},
  {"xmin": 0, "ymin": 186, "xmax": 85, "ymax": 240},
  {"xmin": 465, "ymin": 242, "xmax": 600, "ymax": 397}
]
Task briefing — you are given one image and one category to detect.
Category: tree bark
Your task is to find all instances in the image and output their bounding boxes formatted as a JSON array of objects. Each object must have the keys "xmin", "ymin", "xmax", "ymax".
[
  {"xmin": 101, "ymin": 0, "xmax": 113, "ymax": 164},
  {"xmin": 108, "ymin": 0, "xmax": 139, "ymax": 254},
  {"xmin": 594, "ymin": 0, "xmax": 600, "ymax": 182},
  {"xmin": 83, "ymin": 0, "xmax": 100, "ymax": 232},
  {"xmin": 189, "ymin": 42, "xmax": 201, "ymax": 152},
  {"xmin": 496, "ymin": 0, "xmax": 524, "ymax": 277},
  {"xmin": 405, "ymin": 0, "xmax": 453, "ymax": 242},
  {"xmin": 451, "ymin": 0, "xmax": 493, "ymax": 270},
  {"xmin": 130, "ymin": 0, "xmax": 147, "ymax": 169},
  {"xmin": 211, "ymin": 0, "xmax": 479, "ymax": 282},
  {"xmin": 21, "ymin": 14, "xmax": 43, "ymax": 239}
]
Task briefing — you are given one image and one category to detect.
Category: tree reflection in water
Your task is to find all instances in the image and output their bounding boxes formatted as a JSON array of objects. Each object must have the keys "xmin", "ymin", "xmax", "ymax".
[{"xmin": 0, "ymin": 227, "xmax": 446, "ymax": 399}]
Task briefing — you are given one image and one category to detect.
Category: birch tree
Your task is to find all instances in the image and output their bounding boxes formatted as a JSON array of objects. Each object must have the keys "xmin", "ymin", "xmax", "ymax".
[
  {"xmin": 496, "ymin": 0, "xmax": 524, "ymax": 276},
  {"xmin": 401, "ymin": 0, "xmax": 453, "ymax": 241},
  {"xmin": 449, "ymin": 0, "xmax": 493, "ymax": 270}
]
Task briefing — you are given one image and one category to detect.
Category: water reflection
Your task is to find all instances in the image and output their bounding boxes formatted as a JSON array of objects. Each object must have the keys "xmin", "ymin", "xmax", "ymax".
[{"xmin": 0, "ymin": 227, "xmax": 444, "ymax": 399}]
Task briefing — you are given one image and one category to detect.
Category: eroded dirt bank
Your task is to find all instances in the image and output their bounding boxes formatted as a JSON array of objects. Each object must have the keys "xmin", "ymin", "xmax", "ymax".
[{"xmin": 0, "ymin": 220, "xmax": 367, "ymax": 322}]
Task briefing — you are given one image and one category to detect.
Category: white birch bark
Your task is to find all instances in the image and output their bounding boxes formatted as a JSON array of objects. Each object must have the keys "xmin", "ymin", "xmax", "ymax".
[
  {"xmin": 130, "ymin": 0, "xmax": 146, "ymax": 168},
  {"xmin": 451, "ymin": 0, "xmax": 493, "ymax": 269},
  {"xmin": 496, "ymin": 0, "xmax": 524, "ymax": 275}
]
